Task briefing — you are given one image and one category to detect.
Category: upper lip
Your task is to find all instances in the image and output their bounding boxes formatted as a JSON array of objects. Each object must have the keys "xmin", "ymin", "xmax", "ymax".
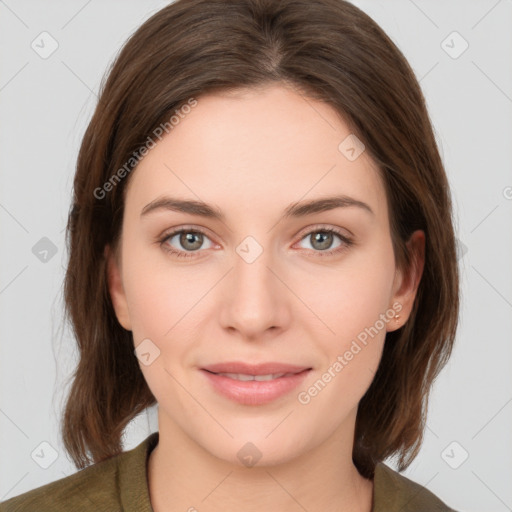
[{"xmin": 201, "ymin": 361, "xmax": 312, "ymax": 375}]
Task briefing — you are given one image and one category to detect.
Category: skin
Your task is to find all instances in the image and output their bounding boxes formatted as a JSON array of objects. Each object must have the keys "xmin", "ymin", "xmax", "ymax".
[{"xmin": 106, "ymin": 83, "xmax": 425, "ymax": 512}]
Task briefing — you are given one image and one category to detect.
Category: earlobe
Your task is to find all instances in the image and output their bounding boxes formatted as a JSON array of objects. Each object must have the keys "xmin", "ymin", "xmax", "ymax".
[
  {"xmin": 388, "ymin": 230, "xmax": 425, "ymax": 331},
  {"xmin": 104, "ymin": 244, "xmax": 132, "ymax": 331}
]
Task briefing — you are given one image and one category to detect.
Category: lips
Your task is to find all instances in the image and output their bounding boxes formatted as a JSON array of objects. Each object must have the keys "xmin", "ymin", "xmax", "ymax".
[
  {"xmin": 200, "ymin": 363, "xmax": 312, "ymax": 405},
  {"xmin": 201, "ymin": 361, "xmax": 311, "ymax": 376}
]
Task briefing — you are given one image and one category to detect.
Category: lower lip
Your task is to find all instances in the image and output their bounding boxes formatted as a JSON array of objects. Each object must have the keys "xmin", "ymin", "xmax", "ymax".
[{"xmin": 201, "ymin": 369, "xmax": 311, "ymax": 405}]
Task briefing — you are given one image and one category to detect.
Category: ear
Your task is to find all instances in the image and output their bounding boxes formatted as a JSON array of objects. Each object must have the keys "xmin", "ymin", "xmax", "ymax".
[
  {"xmin": 387, "ymin": 230, "xmax": 425, "ymax": 332},
  {"xmin": 104, "ymin": 244, "xmax": 132, "ymax": 331}
]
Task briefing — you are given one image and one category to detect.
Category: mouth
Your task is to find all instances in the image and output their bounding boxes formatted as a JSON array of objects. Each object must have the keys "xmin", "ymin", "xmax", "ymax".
[
  {"xmin": 202, "ymin": 370, "xmax": 303, "ymax": 381},
  {"xmin": 201, "ymin": 361, "xmax": 311, "ymax": 376},
  {"xmin": 200, "ymin": 362, "xmax": 312, "ymax": 405}
]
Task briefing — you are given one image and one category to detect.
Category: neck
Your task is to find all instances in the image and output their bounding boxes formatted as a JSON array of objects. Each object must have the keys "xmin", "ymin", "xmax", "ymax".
[{"xmin": 147, "ymin": 409, "xmax": 374, "ymax": 512}]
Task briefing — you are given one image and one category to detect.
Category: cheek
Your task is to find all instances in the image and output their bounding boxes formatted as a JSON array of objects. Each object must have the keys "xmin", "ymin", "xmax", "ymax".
[
  {"xmin": 121, "ymin": 234, "xmax": 178, "ymax": 332},
  {"xmin": 295, "ymin": 241, "xmax": 395, "ymax": 398},
  {"xmin": 121, "ymin": 249, "xmax": 205, "ymax": 403},
  {"xmin": 296, "ymin": 268, "xmax": 393, "ymax": 421},
  {"xmin": 122, "ymin": 243, "xmax": 212, "ymax": 354},
  {"xmin": 300, "ymin": 241, "xmax": 396, "ymax": 341}
]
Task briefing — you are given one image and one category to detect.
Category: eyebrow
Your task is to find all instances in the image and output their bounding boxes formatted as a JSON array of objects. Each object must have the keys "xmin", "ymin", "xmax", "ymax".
[{"xmin": 140, "ymin": 194, "xmax": 374, "ymax": 220}]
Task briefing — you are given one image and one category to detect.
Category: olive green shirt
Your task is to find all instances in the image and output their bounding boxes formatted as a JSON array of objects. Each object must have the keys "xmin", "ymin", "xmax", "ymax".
[{"xmin": 0, "ymin": 432, "xmax": 458, "ymax": 511}]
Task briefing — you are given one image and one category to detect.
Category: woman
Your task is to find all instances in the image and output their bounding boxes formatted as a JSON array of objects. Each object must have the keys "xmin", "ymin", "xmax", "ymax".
[{"xmin": 0, "ymin": 0, "xmax": 460, "ymax": 510}]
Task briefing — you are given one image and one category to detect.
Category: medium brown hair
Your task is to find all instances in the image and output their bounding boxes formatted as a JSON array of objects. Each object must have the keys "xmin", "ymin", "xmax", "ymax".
[{"xmin": 62, "ymin": 0, "xmax": 460, "ymax": 479}]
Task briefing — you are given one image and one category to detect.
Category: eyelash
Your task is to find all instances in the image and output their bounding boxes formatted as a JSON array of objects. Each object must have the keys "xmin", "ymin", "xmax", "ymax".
[{"xmin": 158, "ymin": 225, "xmax": 354, "ymax": 260}]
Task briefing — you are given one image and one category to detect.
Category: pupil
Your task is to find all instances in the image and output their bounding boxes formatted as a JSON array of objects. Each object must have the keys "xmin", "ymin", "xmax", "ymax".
[
  {"xmin": 313, "ymin": 232, "xmax": 332, "ymax": 250},
  {"xmin": 181, "ymin": 232, "xmax": 202, "ymax": 250}
]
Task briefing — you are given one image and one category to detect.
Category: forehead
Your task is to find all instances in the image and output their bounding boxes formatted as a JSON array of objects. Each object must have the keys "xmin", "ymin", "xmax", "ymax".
[{"xmin": 125, "ymin": 84, "xmax": 388, "ymax": 223}]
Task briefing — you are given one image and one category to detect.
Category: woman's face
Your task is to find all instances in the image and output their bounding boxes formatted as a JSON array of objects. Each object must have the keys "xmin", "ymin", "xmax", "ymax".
[{"xmin": 107, "ymin": 83, "xmax": 423, "ymax": 466}]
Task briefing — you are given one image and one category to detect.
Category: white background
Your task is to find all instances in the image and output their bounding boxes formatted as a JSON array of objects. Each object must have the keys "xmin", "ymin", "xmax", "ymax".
[{"xmin": 0, "ymin": 1, "xmax": 511, "ymax": 511}]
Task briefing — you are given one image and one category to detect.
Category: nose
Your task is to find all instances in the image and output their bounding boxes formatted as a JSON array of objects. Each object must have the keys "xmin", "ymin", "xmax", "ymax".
[{"xmin": 218, "ymin": 238, "xmax": 291, "ymax": 340}]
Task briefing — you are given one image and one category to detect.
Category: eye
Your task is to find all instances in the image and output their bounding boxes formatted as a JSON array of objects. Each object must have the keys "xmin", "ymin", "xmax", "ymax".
[
  {"xmin": 159, "ymin": 228, "xmax": 214, "ymax": 258},
  {"xmin": 295, "ymin": 226, "xmax": 354, "ymax": 257},
  {"xmin": 158, "ymin": 225, "xmax": 354, "ymax": 259}
]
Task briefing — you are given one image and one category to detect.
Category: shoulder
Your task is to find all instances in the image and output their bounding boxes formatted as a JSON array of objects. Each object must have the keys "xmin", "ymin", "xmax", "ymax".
[
  {"xmin": 373, "ymin": 462, "xmax": 460, "ymax": 512},
  {"xmin": 0, "ymin": 432, "xmax": 159, "ymax": 512},
  {"xmin": 0, "ymin": 454, "xmax": 121, "ymax": 512}
]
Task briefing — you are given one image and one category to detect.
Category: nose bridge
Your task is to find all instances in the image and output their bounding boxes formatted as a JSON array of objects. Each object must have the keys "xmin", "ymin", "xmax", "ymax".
[
  {"xmin": 221, "ymin": 231, "xmax": 286, "ymax": 333},
  {"xmin": 232, "ymin": 232, "xmax": 278, "ymax": 300}
]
